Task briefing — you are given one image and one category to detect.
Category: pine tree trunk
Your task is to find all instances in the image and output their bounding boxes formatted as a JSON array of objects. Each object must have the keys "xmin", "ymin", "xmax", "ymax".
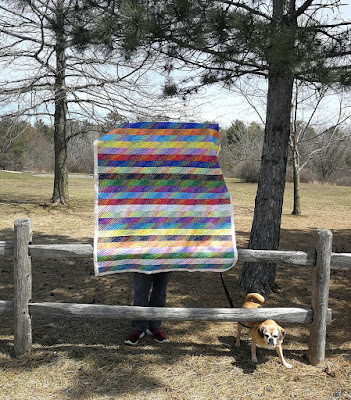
[
  {"xmin": 238, "ymin": 0, "xmax": 296, "ymax": 294},
  {"xmin": 51, "ymin": 3, "xmax": 68, "ymax": 205},
  {"xmin": 239, "ymin": 72, "xmax": 294, "ymax": 293}
]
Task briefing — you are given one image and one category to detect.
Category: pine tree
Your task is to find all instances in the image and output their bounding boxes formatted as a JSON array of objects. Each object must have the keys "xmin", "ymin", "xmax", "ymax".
[{"xmin": 98, "ymin": 0, "xmax": 351, "ymax": 292}]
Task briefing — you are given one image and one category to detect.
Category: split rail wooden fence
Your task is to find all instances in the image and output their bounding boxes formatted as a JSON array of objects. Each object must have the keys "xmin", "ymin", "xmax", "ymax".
[{"xmin": 1, "ymin": 218, "xmax": 351, "ymax": 365}]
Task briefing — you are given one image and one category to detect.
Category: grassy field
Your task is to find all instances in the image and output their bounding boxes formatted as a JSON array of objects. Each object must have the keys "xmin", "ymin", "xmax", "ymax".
[{"xmin": 0, "ymin": 171, "xmax": 350, "ymax": 399}]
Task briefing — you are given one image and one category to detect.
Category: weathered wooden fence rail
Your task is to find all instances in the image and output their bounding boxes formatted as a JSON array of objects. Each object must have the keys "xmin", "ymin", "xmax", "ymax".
[{"xmin": 0, "ymin": 218, "xmax": 350, "ymax": 365}]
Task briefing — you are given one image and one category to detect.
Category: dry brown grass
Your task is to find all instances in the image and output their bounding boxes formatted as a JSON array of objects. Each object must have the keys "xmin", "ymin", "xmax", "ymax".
[{"xmin": 0, "ymin": 171, "xmax": 350, "ymax": 400}]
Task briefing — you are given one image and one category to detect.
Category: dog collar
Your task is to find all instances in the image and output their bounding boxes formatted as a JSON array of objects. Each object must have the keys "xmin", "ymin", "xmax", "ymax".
[{"xmin": 239, "ymin": 322, "xmax": 260, "ymax": 329}]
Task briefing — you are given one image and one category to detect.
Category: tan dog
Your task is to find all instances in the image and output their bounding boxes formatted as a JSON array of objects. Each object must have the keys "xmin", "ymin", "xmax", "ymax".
[{"xmin": 235, "ymin": 293, "xmax": 292, "ymax": 368}]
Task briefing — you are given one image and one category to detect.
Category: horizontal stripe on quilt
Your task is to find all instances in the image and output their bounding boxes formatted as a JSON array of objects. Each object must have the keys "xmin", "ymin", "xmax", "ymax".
[
  {"xmin": 97, "ymin": 234, "xmax": 233, "ymax": 242},
  {"xmin": 97, "ymin": 204, "xmax": 231, "ymax": 212},
  {"xmin": 98, "ymin": 241, "xmax": 233, "ymax": 249},
  {"xmin": 97, "ymin": 264, "xmax": 233, "ymax": 273},
  {"xmin": 97, "ymin": 167, "xmax": 223, "ymax": 175},
  {"xmin": 99, "ymin": 221, "xmax": 231, "ymax": 231},
  {"xmin": 98, "ymin": 161, "xmax": 220, "ymax": 168},
  {"xmin": 98, "ymin": 242, "xmax": 233, "ymax": 253},
  {"xmin": 98, "ymin": 210, "xmax": 231, "ymax": 218},
  {"xmin": 97, "ymin": 252, "xmax": 234, "ymax": 261},
  {"xmin": 98, "ymin": 265, "xmax": 233, "ymax": 273},
  {"xmin": 98, "ymin": 148, "xmax": 216, "ymax": 155},
  {"xmin": 98, "ymin": 199, "xmax": 231, "ymax": 206},
  {"xmin": 97, "ymin": 228, "xmax": 233, "ymax": 236},
  {"xmin": 99, "ymin": 221, "xmax": 231, "ymax": 229},
  {"xmin": 97, "ymin": 243, "xmax": 233, "ymax": 251},
  {"xmin": 103, "ymin": 127, "xmax": 219, "ymax": 136},
  {"xmin": 98, "ymin": 154, "xmax": 218, "ymax": 162},
  {"xmin": 99, "ymin": 216, "xmax": 230, "ymax": 225},
  {"xmin": 99, "ymin": 180, "xmax": 226, "ymax": 190},
  {"xmin": 98, "ymin": 173, "xmax": 225, "ymax": 181},
  {"xmin": 99, "ymin": 186, "xmax": 227, "ymax": 194},
  {"xmin": 98, "ymin": 141, "xmax": 218, "ymax": 149},
  {"xmin": 97, "ymin": 244, "xmax": 233, "ymax": 253},
  {"xmin": 98, "ymin": 192, "xmax": 229, "ymax": 199},
  {"xmin": 97, "ymin": 258, "xmax": 234, "ymax": 266},
  {"xmin": 100, "ymin": 134, "xmax": 218, "ymax": 143},
  {"xmin": 108, "ymin": 122, "xmax": 219, "ymax": 130}
]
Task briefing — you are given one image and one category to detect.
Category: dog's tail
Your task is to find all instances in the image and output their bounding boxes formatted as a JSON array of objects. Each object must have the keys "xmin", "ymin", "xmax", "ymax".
[{"xmin": 244, "ymin": 293, "xmax": 265, "ymax": 304}]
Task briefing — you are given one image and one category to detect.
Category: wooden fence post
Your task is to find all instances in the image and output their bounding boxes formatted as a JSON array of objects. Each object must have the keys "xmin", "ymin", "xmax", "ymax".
[
  {"xmin": 308, "ymin": 229, "xmax": 332, "ymax": 365},
  {"xmin": 14, "ymin": 218, "xmax": 32, "ymax": 357}
]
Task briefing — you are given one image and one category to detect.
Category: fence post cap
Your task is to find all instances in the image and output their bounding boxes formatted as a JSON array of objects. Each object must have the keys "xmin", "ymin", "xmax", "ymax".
[
  {"xmin": 316, "ymin": 229, "xmax": 333, "ymax": 237},
  {"xmin": 14, "ymin": 218, "xmax": 32, "ymax": 226}
]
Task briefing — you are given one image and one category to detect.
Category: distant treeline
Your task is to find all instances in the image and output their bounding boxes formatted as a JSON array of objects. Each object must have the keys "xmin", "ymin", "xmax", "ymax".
[
  {"xmin": 0, "ymin": 116, "xmax": 118, "ymax": 174},
  {"xmin": 218, "ymin": 120, "xmax": 351, "ymax": 186},
  {"xmin": 1, "ymin": 117, "xmax": 351, "ymax": 186}
]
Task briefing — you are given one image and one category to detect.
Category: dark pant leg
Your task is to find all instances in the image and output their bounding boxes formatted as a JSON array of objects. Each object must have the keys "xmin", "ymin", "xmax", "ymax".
[
  {"xmin": 131, "ymin": 272, "xmax": 152, "ymax": 331},
  {"xmin": 148, "ymin": 272, "xmax": 172, "ymax": 329}
]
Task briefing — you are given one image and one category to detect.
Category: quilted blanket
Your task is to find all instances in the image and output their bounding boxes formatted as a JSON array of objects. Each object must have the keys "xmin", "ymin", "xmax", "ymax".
[{"xmin": 94, "ymin": 122, "xmax": 237, "ymax": 276}]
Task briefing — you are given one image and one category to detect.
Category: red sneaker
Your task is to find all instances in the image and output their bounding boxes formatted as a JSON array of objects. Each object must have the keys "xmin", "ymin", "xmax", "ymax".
[
  {"xmin": 124, "ymin": 330, "xmax": 145, "ymax": 346},
  {"xmin": 146, "ymin": 328, "xmax": 169, "ymax": 343}
]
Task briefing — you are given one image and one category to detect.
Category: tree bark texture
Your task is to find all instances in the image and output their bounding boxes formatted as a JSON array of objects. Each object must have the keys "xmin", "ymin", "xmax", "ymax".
[
  {"xmin": 239, "ymin": 0, "xmax": 296, "ymax": 293},
  {"xmin": 51, "ymin": 2, "xmax": 69, "ymax": 204},
  {"xmin": 292, "ymin": 140, "xmax": 301, "ymax": 215},
  {"xmin": 239, "ymin": 73, "xmax": 294, "ymax": 293}
]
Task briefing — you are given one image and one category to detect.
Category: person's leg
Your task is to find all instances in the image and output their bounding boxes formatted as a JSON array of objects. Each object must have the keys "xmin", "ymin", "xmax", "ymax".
[
  {"xmin": 148, "ymin": 272, "xmax": 171, "ymax": 330},
  {"xmin": 131, "ymin": 272, "xmax": 152, "ymax": 331}
]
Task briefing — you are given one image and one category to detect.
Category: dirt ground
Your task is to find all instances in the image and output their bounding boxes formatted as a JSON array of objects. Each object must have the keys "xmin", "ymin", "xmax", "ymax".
[{"xmin": 0, "ymin": 172, "xmax": 350, "ymax": 399}]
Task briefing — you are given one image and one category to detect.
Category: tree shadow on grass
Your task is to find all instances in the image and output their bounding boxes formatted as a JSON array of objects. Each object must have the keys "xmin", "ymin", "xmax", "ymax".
[{"xmin": 279, "ymin": 227, "xmax": 351, "ymax": 253}]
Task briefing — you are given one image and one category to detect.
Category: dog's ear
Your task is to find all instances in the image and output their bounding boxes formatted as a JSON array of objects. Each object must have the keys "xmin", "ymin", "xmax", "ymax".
[
  {"xmin": 278, "ymin": 329, "xmax": 286, "ymax": 341},
  {"xmin": 258, "ymin": 326, "xmax": 265, "ymax": 338}
]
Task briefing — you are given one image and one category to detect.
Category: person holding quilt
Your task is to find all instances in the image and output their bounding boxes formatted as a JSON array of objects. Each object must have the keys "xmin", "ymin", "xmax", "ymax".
[
  {"xmin": 94, "ymin": 122, "xmax": 237, "ymax": 347},
  {"xmin": 124, "ymin": 272, "xmax": 171, "ymax": 345}
]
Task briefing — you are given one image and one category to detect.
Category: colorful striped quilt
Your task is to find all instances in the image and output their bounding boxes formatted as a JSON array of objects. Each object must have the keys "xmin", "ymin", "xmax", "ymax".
[{"xmin": 94, "ymin": 122, "xmax": 237, "ymax": 276}]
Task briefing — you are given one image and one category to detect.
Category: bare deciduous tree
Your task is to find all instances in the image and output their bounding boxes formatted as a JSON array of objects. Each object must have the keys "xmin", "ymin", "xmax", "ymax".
[
  {"xmin": 290, "ymin": 84, "xmax": 351, "ymax": 214},
  {"xmin": 0, "ymin": 0, "xmax": 187, "ymax": 203},
  {"xmin": 219, "ymin": 120, "xmax": 264, "ymax": 179}
]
